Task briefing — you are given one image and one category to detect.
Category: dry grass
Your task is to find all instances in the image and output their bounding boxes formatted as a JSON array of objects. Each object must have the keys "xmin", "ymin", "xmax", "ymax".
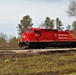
[{"xmin": 0, "ymin": 51, "xmax": 76, "ymax": 75}]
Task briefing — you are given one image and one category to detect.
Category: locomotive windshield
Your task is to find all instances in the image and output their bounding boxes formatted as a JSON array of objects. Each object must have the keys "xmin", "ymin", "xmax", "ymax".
[
  {"xmin": 26, "ymin": 29, "xmax": 33, "ymax": 32},
  {"xmin": 34, "ymin": 30, "xmax": 40, "ymax": 34}
]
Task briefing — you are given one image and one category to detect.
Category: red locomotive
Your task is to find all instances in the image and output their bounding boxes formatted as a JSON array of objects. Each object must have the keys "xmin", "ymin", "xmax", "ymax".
[{"xmin": 18, "ymin": 28, "xmax": 76, "ymax": 49}]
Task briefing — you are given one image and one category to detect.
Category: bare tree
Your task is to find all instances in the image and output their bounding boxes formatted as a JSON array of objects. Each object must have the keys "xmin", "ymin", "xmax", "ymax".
[
  {"xmin": 67, "ymin": 0, "xmax": 76, "ymax": 17},
  {"xmin": 0, "ymin": 33, "xmax": 7, "ymax": 49},
  {"xmin": 9, "ymin": 37, "xmax": 19, "ymax": 48},
  {"xmin": 0, "ymin": 32, "xmax": 8, "ymax": 41},
  {"xmin": 67, "ymin": 0, "xmax": 76, "ymax": 39}
]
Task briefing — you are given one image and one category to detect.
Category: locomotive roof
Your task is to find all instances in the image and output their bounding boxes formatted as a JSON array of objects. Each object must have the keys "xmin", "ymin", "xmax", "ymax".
[
  {"xmin": 27, "ymin": 28, "xmax": 70, "ymax": 33},
  {"xmin": 27, "ymin": 28, "xmax": 57, "ymax": 31}
]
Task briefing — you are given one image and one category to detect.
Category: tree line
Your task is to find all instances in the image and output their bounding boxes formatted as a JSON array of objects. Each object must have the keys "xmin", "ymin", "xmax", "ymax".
[
  {"xmin": 17, "ymin": 16, "xmax": 64, "ymax": 35},
  {"xmin": 0, "ymin": 0, "xmax": 76, "ymax": 49},
  {"xmin": 17, "ymin": 16, "xmax": 76, "ymax": 36},
  {"xmin": 17, "ymin": 0, "xmax": 76, "ymax": 36},
  {"xmin": 0, "ymin": 33, "xmax": 19, "ymax": 50}
]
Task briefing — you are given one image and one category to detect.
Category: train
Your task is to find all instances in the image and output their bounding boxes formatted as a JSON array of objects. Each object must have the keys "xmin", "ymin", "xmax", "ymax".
[{"xmin": 18, "ymin": 28, "xmax": 76, "ymax": 49}]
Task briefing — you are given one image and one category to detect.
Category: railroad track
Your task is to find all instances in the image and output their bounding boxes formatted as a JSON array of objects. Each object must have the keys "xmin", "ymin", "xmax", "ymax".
[{"xmin": 0, "ymin": 48, "xmax": 76, "ymax": 54}]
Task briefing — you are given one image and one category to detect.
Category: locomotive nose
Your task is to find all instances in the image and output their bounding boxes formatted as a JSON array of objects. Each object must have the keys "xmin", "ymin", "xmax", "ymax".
[{"xmin": 22, "ymin": 34, "xmax": 26, "ymax": 38}]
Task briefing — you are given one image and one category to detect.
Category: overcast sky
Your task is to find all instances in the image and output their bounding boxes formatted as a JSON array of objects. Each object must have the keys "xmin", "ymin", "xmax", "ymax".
[{"xmin": 0, "ymin": 0, "xmax": 75, "ymax": 37}]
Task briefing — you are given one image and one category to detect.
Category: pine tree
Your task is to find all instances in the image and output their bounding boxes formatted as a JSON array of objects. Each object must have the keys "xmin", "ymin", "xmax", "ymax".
[
  {"xmin": 72, "ymin": 20, "xmax": 76, "ymax": 31},
  {"xmin": 17, "ymin": 15, "xmax": 33, "ymax": 35},
  {"xmin": 66, "ymin": 24, "xmax": 71, "ymax": 31},
  {"xmin": 56, "ymin": 18, "xmax": 63, "ymax": 30},
  {"xmin": 40, "ymin": 17, "xmax": 54, "ymax": 29}
]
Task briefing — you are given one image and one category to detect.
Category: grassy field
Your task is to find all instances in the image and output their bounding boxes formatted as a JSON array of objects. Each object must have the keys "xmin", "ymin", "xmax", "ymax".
[
  {"xmin": 0, "ymin": 51, "xmax": 76, "ymax": 75},
  {"xmin": 65, "ymin": 73, "xmax": 76, "ymax": 75}
]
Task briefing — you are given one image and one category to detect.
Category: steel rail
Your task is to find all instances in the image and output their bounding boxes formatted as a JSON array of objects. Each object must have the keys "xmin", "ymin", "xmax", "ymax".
[{"xmin": 0, "ymin": 48, "xmax": 76, "ymax": 54}]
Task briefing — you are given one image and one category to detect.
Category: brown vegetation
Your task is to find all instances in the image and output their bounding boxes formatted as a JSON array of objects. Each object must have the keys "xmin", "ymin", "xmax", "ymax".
[
  {"xmin": 0, "ymin": 33, "xmax": 20, "ymax": 50},
  {"xmin": 0, "ymin": 51, "xmax": 76, "ymax": 75}
]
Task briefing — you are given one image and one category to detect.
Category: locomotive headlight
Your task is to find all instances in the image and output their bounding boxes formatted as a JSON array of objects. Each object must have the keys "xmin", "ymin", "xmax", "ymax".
[
  {"xmin": 23, "ymin": 35, "xmax": 26, "ymax": 38},
  {"xmin": 22, "ymin": 34, "xmax": 26, "ymax": 38}
]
